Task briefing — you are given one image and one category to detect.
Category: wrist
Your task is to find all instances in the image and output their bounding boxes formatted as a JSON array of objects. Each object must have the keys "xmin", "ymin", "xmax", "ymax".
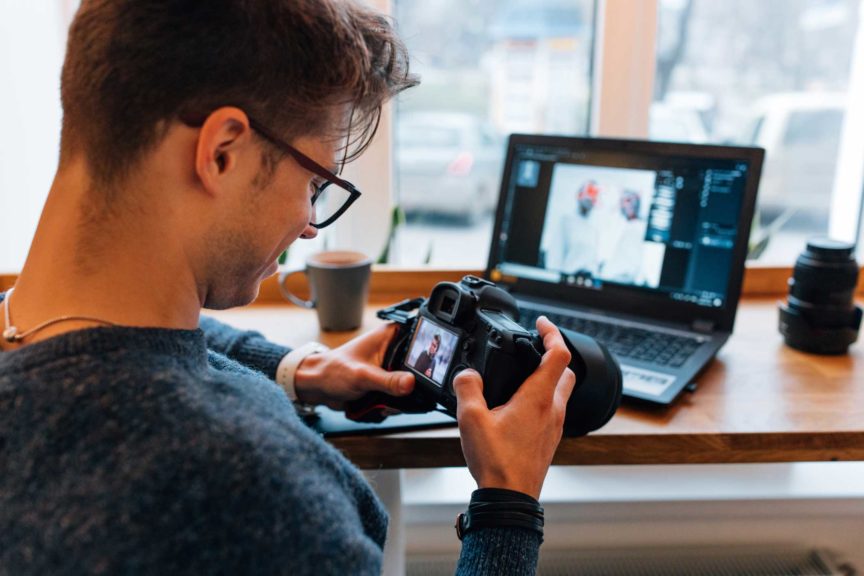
[
  {"xmin": 276, "ymin": 342, "xmax": 329, "ymax": 402},
  {"xmin": 471, "ymin": 488, "xmax": 540, "ymax": 504},
  {"xmin": 476, "ymin": 478, "xmax": 542, "ymax": 501},
  {"xmin": 293, "ymin": 351, "xmax": 327, "ymax": 403},
  {"xmin": 455, "ymin": 488, "xmax": 544, "ymax": 542}
]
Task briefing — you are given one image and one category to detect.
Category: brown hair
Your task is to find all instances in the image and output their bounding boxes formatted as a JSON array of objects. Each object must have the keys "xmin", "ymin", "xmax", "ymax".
[{"xmin": 60, "ymin": 0, "xmax": 418, "ymax": 190}]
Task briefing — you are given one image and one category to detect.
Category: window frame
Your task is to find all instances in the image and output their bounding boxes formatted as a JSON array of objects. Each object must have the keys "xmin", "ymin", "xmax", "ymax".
[
  {"xmin": 340, "ymin": 0, "xmax": 864, "ymax": 269},
  {"xmin": 5, "ymin": 0, "xmax": 863, "ymax": 273}
]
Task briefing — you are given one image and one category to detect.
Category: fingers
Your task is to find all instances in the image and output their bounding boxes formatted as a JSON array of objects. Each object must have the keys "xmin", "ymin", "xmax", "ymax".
[
  {"xmin": 345, "ymin": 322, "xmax": 400, "ymax": 362},
  {"xmin": 453, "ymin": 369, "xmax": 488, "ymax": 423},
  {"xmin": 554, "ymin": 367, "xmax": 577, "ymax": 413},
  {"xmin": 536, "ymin": 316, "xmax": 569, "ymax": 361},
  {"xmin": 525, "ymin": 316, "xmax": 572, "ymax": 396},
  {"xmin": 357, "ymin": 364, "xmax": 415, "ymax": 396}
]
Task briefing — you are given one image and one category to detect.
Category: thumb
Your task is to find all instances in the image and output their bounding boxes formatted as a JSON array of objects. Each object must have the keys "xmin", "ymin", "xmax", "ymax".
[
  {"xmin": 453, "ymin": 369, "xmax": 487, "ymax": 419},
  {"xmin": 360, "ymin": 365, "xmax": 415, "ymax": 396}
]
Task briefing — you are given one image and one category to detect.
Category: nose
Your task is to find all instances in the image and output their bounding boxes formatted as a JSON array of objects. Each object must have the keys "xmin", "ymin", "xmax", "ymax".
[
  {"xmin": 300, "ymin": 200, "xmax": 318, "ymax": 240},
  {"xmin": 300, "ymin": 221, "xmax": 318, "ymax": 240}
]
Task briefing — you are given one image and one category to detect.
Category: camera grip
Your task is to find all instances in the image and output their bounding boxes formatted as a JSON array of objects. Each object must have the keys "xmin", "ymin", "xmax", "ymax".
[
  {"xmin": 345, "ymin": 390, "xmax": 438, "ymax": 423},
  {"xmin": 481, "ymin": 339, "xmax": 541, "ymax": 409}
]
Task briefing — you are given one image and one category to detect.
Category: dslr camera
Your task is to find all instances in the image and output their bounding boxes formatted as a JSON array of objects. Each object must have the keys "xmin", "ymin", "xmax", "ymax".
[{"xmin": 347, "ymin": 275, "xmax": 623, "ymax": 436}]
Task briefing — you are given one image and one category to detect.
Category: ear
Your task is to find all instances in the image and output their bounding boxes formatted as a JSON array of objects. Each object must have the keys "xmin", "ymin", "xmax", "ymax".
[{"xmin": 194, "ymin": 107, "xmax": 254, "ymax": 196}]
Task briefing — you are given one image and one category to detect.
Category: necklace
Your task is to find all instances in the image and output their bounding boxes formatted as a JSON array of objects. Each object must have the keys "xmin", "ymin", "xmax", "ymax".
[{"xmin": 2, "ymin": 287, "xmax": 118, "ymax": 344}]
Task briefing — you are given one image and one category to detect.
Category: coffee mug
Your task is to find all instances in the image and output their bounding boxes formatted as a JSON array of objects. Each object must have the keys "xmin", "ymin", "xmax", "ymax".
[{"xmin": 278, "ymin": 251, "xmax": 373, "ymax": 331}]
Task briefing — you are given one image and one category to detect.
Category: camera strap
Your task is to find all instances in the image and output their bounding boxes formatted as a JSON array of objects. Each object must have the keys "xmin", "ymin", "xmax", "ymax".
[{"xmin": 376, "ymin": 297, "xmax": 425, "ymax": 325}]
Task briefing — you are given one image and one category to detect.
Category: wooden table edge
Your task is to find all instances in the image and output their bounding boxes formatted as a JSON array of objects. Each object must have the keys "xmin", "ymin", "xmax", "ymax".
[{"xmin": 331, "ymin": 431, "xmax": 864, "ymax": 469}]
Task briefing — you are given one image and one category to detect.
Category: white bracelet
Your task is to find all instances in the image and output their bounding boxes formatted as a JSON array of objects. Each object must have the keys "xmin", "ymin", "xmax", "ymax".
[{"xmin": 276, "ymin": 342, "xmax": 329, "ymax": 402}]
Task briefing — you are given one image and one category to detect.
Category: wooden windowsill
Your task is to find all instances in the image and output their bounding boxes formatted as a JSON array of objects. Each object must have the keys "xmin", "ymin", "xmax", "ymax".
[
  {"xmin": 3, "ymin": 265, "xmax": 864, "ymax": 302},
  {"xmin": 248, "ymin": 264, "xmax": 864, "ymax": 303}
]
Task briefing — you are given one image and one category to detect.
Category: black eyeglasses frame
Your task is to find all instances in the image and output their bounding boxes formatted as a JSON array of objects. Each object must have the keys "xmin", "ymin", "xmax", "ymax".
[
  {"xmin": 181, "ymin": 112, "xmax": 362, "ymax": 229},
  {"xmin": 246, "ymin": 118, "xmax": 361, "ymax": 229}
]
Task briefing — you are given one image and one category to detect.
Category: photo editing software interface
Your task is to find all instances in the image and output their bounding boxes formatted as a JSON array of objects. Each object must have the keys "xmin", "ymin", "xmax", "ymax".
[{"xmin": 492, "ymin": 143, "xmax": 751, "ymax": 309}]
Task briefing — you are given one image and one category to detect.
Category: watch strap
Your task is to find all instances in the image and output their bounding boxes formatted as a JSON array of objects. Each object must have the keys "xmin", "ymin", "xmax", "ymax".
[{"xmin": 276, "ymin": 342, "xmax": 329, "ymax": 402}]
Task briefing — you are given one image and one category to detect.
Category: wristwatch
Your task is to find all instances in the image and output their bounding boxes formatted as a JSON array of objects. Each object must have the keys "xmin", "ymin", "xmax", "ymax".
[
  {"xmin": 455, "ymin": 512, "xmax": 470, "ymax": 540},
  {"xmin": 276, "ymin": 341, "xmax": 329, "ymax": 402}
]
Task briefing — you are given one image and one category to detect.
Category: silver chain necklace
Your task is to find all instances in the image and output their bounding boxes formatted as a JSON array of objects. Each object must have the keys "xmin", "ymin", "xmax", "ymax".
[{"xmin": 2, "ymin": 287, "xmax": 118, "ymax": 344}]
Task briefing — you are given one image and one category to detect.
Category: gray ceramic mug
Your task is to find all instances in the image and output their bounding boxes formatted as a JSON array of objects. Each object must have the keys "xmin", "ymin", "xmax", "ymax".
[{"xmin": 278, "ymin": 251, "xmax": 372, "ymax": 332}]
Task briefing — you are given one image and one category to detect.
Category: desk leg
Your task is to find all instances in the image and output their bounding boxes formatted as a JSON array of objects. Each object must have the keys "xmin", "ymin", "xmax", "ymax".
[{"xmin": 365, "ymin": 469, "xmax": 405, "ymax": 576}]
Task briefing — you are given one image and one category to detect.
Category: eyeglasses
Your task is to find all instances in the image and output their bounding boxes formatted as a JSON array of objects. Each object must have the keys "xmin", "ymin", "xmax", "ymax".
[
  {"xmin": 181, "ymin": 113, "xmax": 361, "ymax": 229},
  {"xmin": 246, "ymin": 118, "xmax": 361, "ymax": 229}
]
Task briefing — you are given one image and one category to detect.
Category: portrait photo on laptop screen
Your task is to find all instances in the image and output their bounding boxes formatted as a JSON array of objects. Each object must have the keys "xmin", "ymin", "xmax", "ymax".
[{"xmin": 539, "ymin": 164, "xmax": 663, "ymax": 289}]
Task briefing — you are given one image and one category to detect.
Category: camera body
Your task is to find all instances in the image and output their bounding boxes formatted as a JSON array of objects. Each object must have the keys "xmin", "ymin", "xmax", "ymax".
[{"xmin": 347, "ymin": 275, "xmax": 623, "ymax": 436}]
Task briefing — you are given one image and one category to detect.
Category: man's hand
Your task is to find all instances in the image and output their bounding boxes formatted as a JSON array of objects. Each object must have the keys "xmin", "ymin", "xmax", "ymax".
[
  {"xmin": 293, "ymin": 323, "xmax": 415, "ymax": 409},
  {"xmin": 454, "ymin": 316, "xmax": 576, "ymax": 500}
]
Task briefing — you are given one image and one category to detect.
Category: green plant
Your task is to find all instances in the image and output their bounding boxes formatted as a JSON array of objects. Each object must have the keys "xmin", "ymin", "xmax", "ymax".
[{"xmin": 377, "ymin": 205, "xmax": 407, "ymax": 264}]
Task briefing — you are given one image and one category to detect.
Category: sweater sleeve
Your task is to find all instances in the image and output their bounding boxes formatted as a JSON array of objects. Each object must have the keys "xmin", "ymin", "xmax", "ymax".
[
  {"xmin": 455, "ymin": 527, "xmax": 541, "ymax": 575},
  {"xmin": 120, "ymin": 420, "xmax": 387, "ymax": 576},
  {"xmin": 199, "ymin": 315, "xmax": 290, "ymax": 379}
]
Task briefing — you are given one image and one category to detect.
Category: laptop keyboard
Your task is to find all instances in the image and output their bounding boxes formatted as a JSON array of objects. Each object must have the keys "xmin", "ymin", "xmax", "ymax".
[{"xmin": 519, "ymin": 308, "xmax": 703, "ymax": 368}]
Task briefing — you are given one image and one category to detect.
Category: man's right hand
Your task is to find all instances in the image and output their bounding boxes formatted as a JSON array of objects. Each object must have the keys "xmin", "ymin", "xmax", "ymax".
[{"xmin": 453, "ymin": 316, "xmax": 576, "ymax": 500}]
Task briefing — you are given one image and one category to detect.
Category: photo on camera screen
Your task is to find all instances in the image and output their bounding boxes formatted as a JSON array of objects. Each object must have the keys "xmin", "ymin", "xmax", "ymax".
[{"xmin": 405, "ymin": 318, "xmax": 459, "ymax": 386}]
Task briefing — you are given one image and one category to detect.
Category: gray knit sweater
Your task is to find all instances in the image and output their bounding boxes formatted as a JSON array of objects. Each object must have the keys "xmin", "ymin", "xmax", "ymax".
[{"xmin": 0, "ymin": 292, "xmax": 540, "ymax": 575}]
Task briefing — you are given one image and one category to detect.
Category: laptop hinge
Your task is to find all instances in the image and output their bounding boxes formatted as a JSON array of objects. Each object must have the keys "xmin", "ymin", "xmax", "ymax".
[{"xmin": 691, "ymin": 319, "xmax": 715, "ymax": 334}]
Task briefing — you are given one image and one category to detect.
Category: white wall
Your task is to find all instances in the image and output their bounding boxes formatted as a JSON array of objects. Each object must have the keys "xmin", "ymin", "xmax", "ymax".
[
  {"xmin": 0, "ymin": 1, "xmax": 67, "ymax": 273},
  {"xmin": 403, "ymin": 464, "xmax": 864, "ymax": 569}
]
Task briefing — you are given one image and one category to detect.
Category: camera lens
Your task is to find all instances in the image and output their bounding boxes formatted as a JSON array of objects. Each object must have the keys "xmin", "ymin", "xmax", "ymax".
[{"xmin": 778, "ymin": 238, "xmax": 862, "ymax": 354}]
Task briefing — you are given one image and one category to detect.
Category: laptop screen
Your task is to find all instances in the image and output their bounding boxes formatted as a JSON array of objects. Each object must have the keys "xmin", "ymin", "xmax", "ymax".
[{"xmin": 487, "ymin": 135, "xmax": 763, "ymax": 329}]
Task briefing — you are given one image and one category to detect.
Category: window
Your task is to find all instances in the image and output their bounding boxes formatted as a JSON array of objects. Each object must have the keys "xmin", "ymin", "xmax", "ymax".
[
  {"xmin": 0, "ymin": 2, "xmax": 71, "ymax": 274},
  {"xmin": 3, "ymin": 1, "xmax": 864, "ymax": 273},
  {"xmin": 650, "ymin": 0, "xmax": 864, "ymax": 263},
  {"xmin": 390, "ymin": 0, "xmax": 597, "ymax": 266}
]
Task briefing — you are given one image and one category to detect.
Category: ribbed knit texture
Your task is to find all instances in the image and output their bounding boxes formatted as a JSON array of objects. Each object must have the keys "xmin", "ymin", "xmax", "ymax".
[
  {"xmin": 456, "ymin": 527, "xmax": 542, "ymax": 575},
  {"xmin": 0, "ymin": 293, "xmax": 541, "ymax": 575},
  {"xmin": 198, "ymin": 315, "xmax": 289, "ymax": 379}
]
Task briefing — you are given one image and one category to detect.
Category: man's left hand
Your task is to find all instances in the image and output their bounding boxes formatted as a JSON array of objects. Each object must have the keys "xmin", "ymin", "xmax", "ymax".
[{"xmin": 292, "ymin": 323, "xmax": 415, "ymax": 409}]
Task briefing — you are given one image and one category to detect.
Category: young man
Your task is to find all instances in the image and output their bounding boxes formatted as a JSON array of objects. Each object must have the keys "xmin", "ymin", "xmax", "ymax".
[
  {"xmin": 0, "ymin": 1, "xmax": 576, "ymax": 574},
  {"xmin": 414, "ymin": 333, "xmax": 441, "ymax": 378}
]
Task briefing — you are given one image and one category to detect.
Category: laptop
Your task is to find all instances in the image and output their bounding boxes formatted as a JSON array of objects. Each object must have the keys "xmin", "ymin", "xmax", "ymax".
[{"xmin": 486, "ymin": 134, "xmax": 764, "ymax": 405}]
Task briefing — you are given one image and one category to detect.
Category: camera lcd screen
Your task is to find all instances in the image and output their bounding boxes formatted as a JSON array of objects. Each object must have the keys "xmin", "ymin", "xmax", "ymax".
[{"xmin": 405, "ymin": 317, "xmax": 459, "ymax": 386}]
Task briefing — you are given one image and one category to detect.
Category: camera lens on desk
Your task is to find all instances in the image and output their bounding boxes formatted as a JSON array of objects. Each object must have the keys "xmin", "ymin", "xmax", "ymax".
[{"xmin": 778, "ymin": 237, "xmax": 862, "ymax": 354}]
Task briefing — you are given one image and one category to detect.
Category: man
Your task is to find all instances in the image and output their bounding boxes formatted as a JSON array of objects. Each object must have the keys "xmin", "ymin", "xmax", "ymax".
[
  {"xmin": 0, "ymin": 1, "xmax": 576, "ymax": 574},
  {"xmin": 603, "ymin": 189, "xmax": 647, "ymax": 283},
  {"xmin": 414, "ymin": 333, "xmax": 441, "ymax": 378},
  {"xmin": 546, "ymin": 179, "xmax": 602, "ymax": 276}
]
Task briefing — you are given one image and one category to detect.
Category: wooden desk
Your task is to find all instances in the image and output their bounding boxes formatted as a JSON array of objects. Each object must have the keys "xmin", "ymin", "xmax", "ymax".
[{"xmin": 210, "ymin": 295, "xmax": 864, "ymax": 469}]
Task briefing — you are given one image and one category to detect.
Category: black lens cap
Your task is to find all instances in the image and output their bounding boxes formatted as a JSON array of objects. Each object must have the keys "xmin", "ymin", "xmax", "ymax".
[{"xmin": 804, "ymin": 237, "xmax": 855, "ymax": 262}]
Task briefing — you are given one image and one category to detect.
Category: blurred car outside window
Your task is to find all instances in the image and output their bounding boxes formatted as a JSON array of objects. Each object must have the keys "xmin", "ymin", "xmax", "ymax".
[
  {"xmin": 649, "ymin": 0, "xmax": 863, "ymax": 264},
  {"xmin": 392, "ymin": 0, "xmax": 596, "ymax": 267}
]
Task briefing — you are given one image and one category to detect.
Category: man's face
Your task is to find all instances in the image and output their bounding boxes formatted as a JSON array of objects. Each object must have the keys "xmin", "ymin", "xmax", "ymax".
[
  {"xmin": 576, "ymin": 181, "xmax": 599, "ymax": 215},
  {"xmin": 621, "ymin": 193, "xmax": 639, "ymax": 220},
  {"xmin": 428, "ymin": 338, "xmax": 439, "ymax": 356},
  {"xmin": 202, "ymin": 133, "xmax": 334, "ymax": 309}
]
